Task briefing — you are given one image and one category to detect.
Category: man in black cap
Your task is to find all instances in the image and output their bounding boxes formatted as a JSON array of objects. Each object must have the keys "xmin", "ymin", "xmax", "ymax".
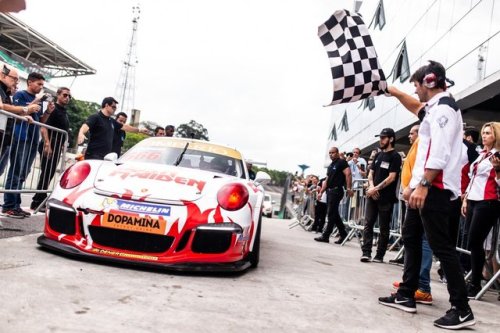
[
  {"xmin": 77, "ymin": 97, "xmax": 146, "ymax": 160},
  {"xmin": 360, "ymin": 127, "xmax": 402, "ymax": 263}
]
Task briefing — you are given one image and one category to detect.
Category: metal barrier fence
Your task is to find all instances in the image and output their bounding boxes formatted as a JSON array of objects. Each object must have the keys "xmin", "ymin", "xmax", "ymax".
[
  {"xmin": 0, "ymin": 109, "xmax": 68, "ymax": 212},
  {"xmin": 288, "ymin": 180, "xmax": 499, "ymax": 299}
]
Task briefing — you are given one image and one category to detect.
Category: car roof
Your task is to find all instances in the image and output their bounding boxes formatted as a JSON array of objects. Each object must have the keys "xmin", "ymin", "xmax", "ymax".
[{"xmin": 136, "ymin": 137, "xmax": 243, "ymax": 160}]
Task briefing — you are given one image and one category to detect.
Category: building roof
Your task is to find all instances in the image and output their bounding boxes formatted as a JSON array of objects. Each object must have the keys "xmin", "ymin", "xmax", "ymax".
[{"xmin": 0, "ymin": 12, "xmax": 96, "ymax": 78}]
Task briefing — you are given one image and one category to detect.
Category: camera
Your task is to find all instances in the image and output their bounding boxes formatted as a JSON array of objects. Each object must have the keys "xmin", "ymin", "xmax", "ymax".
[{"xmin": 40, "ymin": 93, "xmax": 53, "ymax": 102}]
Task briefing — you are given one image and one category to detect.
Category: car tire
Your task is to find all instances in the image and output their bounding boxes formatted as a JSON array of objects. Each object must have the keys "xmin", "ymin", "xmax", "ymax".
[
  {"xmin": 248, "ymin": 215, "xmax": 262, "ymax": 268},
  {"xmin": 266, "ymin": 213, "xmax": 272, "ymax": 218}
]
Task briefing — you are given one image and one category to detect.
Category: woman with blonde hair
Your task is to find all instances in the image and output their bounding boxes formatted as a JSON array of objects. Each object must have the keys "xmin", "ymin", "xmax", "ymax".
[{"xmin": 462, "ymin": 121, "xmax": 500, "ymax": 298}]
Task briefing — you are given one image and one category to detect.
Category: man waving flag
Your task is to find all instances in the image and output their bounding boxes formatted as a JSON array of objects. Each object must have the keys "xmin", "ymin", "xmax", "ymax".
[{"xmin": 318, "ymin": 10, "xmax": 387, "ymax": 106}]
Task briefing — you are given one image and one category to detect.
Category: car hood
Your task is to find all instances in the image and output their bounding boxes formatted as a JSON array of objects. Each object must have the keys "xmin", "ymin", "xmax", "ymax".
[{"xmin": 93, "ymin": 162, "xmax": 226, "ymax": 202}]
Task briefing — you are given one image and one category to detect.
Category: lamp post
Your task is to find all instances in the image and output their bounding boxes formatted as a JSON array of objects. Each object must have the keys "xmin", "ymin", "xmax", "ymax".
[{"xmin": 298, "ymin": 164, "xmax": 310, "ymax": 177}]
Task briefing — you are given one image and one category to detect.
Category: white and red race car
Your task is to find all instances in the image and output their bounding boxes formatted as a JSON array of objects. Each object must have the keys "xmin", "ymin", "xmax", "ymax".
[{"xmin": 38, "ymin": 137, "xmax": 271, "ymax": 272}]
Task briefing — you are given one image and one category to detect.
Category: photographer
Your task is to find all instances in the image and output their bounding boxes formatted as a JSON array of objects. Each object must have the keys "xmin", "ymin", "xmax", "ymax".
[
  {"xmin": 349, "ymin": 147, "xmax": 367, "ymax": 189},
  {"xmin": 30, "ymin": 88, "xmax": 71, "ymax": 211}
]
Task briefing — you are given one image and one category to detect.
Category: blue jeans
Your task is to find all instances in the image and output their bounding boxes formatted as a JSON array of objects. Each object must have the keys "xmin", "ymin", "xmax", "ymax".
[
  {"xmin": 20, "ymin": 139, "xmax": 38, "ymax": 182},
  {"xmin": 3, "ymin": 140, "xmax": 30, "ymax": 210},
  {"xmin": 419, "ymin": 234, "xmax": 433, "ymax": 293}
]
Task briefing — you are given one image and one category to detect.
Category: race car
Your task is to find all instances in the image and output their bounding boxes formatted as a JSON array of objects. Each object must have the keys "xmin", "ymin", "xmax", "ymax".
[{"xmin": 38, "ymin": 137, "xmax": 271, "ymax": 272}]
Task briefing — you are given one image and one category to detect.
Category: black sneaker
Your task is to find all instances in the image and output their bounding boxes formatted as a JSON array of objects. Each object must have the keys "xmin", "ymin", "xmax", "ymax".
[
  {"xmin": 372, "ymin": 255, "xmax": 384, "ymax": 263},
  {"xmin": 466, "ymin": 283, "xmax": 481, "ymax": 299},
  {"xmin": 433, "ymin": 306, "xmax": 475, "ymax": 329},
  {"xmin": 1, "ymin": 209, "xmax": 24, "ymax": 219},
  {"xmin": 378, "ymin": 293, "xmax": 417, "ymax": 313},
  {"xmin": 15, "ymin": 208, "xmax": 31, "ymax": 217},
  {"xmin": 360, "ymin": 253, "xmax": 371, "ymax": 262},
  {"xmin": 314, "ymin": 236, "xmax": 329, "ymax": 243},
  {"xmin": 389, "ymin": 256, "xmax": 404, "ymax": 265}
]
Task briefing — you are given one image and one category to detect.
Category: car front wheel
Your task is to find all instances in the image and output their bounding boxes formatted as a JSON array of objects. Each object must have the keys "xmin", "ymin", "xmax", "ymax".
[{"xmin": 248, "ymin": 215, "xmax": 262, "ymax": 268}]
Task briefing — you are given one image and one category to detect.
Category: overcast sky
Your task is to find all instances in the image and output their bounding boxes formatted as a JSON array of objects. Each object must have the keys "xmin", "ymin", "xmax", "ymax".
[{"xmin": 15, "ymin": 0, "xmax": 354, "ymax": 176}]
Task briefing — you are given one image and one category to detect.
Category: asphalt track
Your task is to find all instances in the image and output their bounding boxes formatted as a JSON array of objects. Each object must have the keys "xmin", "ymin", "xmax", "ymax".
[{"xmin": 0, "ymin": 213, "xmax": 499, "ymax": 332}]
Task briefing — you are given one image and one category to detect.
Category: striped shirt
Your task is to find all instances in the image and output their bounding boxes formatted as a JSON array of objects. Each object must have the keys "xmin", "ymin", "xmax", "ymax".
[{"xmin": 465, "ymin": 149, "xmax": 499, "ymax": 201}]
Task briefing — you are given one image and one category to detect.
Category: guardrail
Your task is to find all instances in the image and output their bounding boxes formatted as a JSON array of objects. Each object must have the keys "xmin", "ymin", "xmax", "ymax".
[
  {"xmin": 0, "ymin": 109, "xmax": 68, "ymax": 212},
  {"xmin": 287, "ymin": 179, "xmax": 499, "ymax": 299}
]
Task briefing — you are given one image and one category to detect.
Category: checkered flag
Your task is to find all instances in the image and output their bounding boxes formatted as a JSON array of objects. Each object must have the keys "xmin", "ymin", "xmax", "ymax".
[{"xmin": 318, "ymin": 10, "xmax": 387, "ymax": 106}]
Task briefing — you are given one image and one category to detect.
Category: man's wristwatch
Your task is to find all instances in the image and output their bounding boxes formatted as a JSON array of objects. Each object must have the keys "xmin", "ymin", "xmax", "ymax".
[{"xmin": 419, "ymin": 178, "xmax": 432, "ymax": 188}]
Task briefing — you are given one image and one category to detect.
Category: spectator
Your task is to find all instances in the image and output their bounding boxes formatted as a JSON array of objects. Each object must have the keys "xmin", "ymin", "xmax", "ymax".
[
  {"xmin": 154, "ymin": 126, "xmax": 165, "ymax": 136},
  {"xmin": 30, "ymin": 88, "xmax": 72, "ymax": 211},
  {"xmin": 310, "ymin": 177, "xmax": 327, "ymax": 233},
  {"xmin": 461, "ymin": 122, "xmax": 500, "ymax": 298},
  {"xmin": 360, "ymin": 127, "xmax": 402, "ymax": 263},
  {"xmin": 247, "ymin": 162, "xmax": 256, "ymax": 180},
  {"xmin": 349, "ymin": 147, "xmax": 367, "ymax": 189},
  {"xmin": 165, "ymin": 125, "xmax": 175, "ymax": 137},
  {"xmin": 78, "ymin": 97, "xmax": 146, "ymax": 160},
  {"xmin": 111, "ymin": 112, "xmax": 128, "ymax": 157},
  {"xmin": 314, "ymin": 146, "xmax": 353, "ymax": 244},
  {"xmin": 2, "ymin": 72, "xmax": 45, "ymax": 218},
  {"xmin": 379, "ymin": 60, "xmax": 474, "ymax": 329}
]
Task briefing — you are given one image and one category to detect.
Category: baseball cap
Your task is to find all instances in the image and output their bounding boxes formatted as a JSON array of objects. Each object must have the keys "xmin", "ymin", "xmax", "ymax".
[{"xmin": 375, "ymin": 128, "xmax": 396, "ymax": 138}]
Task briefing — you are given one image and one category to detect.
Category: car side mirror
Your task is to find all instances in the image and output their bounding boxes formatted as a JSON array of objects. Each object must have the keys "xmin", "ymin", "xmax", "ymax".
[
  {"xmin": 254, "ymin": 171, "xmax": 271, "ymax": 184},
  {"xmin": 104, "ymin": 152, "xmax": 118, "ymax": 161}
]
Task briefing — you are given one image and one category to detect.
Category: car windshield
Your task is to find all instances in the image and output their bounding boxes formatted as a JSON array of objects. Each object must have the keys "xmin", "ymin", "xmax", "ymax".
[{"xmin": 119, "ymin": 142, "xmax": 244, "ymax": 178}]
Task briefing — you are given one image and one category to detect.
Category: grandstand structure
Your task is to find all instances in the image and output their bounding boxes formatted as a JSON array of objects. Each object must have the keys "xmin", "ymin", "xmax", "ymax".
[{"xmin": 0, "ymin": 12, "xmax": 95, "ymax": 86}]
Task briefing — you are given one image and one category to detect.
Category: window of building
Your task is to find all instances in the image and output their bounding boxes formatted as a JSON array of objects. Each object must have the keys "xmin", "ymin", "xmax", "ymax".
[
  {"xmin": 392, "ymin": 41, "xmax": 410, "ymax": 83},
  {"xmin": 339, "ymin": 111, "xmax": 349, "ymax": 132},
  {"xmin": 363, "ymin": 96, "xmax": 376, "ymax": 110},
  {"xmin": 329, "ymin": 123, "xmax": 337, "ymax": 141},
  {"xmin": 372, "ymin": 0, "xmax": 386, "ymax": 30}
]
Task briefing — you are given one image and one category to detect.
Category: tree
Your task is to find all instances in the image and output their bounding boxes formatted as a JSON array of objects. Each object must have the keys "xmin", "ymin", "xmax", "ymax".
[
  {"xmin": 176, "ymin": 120, "xmax": 209, "ymax": 141},
  {"xmin": 140, "ymin": 120, "xmax": 163, "ymax": 134},
  {"xmin": 254, "ymin": 166, "xmax": 290, "ymax": 187},
  {"xmin": 122, "ymin": 132, "xmax": 149, "ymax": 152},
  {"xmin": 66, "ymin": 99, "xmax": 100, "ymax": 151}
]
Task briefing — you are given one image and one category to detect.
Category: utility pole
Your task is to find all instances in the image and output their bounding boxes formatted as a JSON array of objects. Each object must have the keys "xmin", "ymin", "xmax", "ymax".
[{"xmin": 115, "ymin": 5, "xmax": 140, "ymax": 117}]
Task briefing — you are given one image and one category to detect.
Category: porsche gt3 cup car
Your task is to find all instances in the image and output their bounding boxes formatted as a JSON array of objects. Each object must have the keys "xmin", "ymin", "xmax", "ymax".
[{"xmin": 38, "ymin": 137, "xmax": 271, "ymax": 272}]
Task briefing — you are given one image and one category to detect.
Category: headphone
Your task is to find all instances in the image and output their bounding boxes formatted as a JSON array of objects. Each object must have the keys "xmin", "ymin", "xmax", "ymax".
[{"xmin": 423, "ymin": 72, "xmax": 437, "ymax": 88}]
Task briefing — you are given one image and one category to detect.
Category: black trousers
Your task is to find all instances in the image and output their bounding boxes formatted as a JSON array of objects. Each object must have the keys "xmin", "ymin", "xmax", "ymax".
[
  {"xmin": 466, "ymin": 200, "xmax": 500, "ymax": 287},
  {"xmin": 311, "ymin": 201, "xmax": 327, "ymax": 232},
  {"xmin": 31, "ymin": 144, "xmax": 63, "ymax": 207},
  {"xmin": 398, "ymin": 187, "xmax": 469, "ymax": 310},
  {"xmin": 361, "ymin": 198, "xmax": 393, "ymax": 257},
  {"xmin": 322, "ymin": 188, "xmax": 346, "ymax": 238}
]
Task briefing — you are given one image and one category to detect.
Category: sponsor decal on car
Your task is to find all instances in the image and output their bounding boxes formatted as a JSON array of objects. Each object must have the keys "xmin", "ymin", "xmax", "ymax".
[
  {"xmin": 117, "ymin": 200, "xmax": 171, "ymax": 216},
  {"xmin": 109, "ymin": 169, "xmax": 206, "ymax": 192},
  {"xmin": 91, "ymin": 248, "xmax": 159, "ymax": 261},
  {"xmin": 102, "ymin": 211, "xmax": 167, "ymax": 235}
]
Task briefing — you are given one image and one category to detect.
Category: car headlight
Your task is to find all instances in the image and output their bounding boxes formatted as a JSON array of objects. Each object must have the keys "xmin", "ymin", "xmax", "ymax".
[
  {"xmin": 60, "ymin": 162, "xmax": 91, "ymax": 189},
  {"xmin": 217, "ymin": 183, "xmax": 249, "ymax": 211}
]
